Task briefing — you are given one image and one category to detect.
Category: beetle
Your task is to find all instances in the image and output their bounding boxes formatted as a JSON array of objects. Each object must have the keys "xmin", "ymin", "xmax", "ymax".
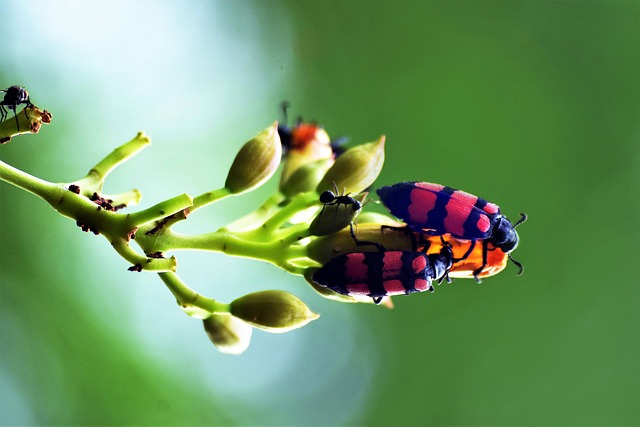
[
  {"xmin": 376, "ymin": 181, "xmax": 526, "ymax": 280},
  {"xmin": 1, "ymin": 85, "xmax": 32, "ymax": 131},
  {"xmin": 277, "ymin": 101, "xmax": 348, "ymax": 155},
  {"xmin": 311, "ymin": 243, "xmax": 453, "ymax": 304}
]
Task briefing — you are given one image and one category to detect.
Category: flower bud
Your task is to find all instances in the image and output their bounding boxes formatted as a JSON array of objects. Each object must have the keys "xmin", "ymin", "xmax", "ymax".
[
  {"xmin": 280, "ymin": 158, "xmax": 334, "ymax": 198},
  {"xmin": 203, "ymin": 314, "xmax": 252, "ymax": 355},
  {"xmin": 355, "ymin": 211, "xmax": 399, "ymax": 226},
  {"xmin": 230, "ymin": 290, "xmax": 319, "ymax": 333},
  {"xmin": 225, "ymin": 122, "xmax": 282, "ymax": 194},
  {"xmin": 316, "ymin": 136, "xmax": 385, "ymax": 195}
]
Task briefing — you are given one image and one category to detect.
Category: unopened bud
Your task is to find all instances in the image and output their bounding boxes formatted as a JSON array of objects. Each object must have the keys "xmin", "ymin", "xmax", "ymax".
[
  {"xmin": 225, "ymin": 122, "xmax": 282, "ymax": 194},
  {"xmin": 230, "ymin": 290, "xmax": 319, "ymax": 333},
  {"xmin": 280, "ymin": 158, "xmax": 334, "ymax": 198},
  {"xmin": 317, "ymin": 136, "xmax": 385, "ymax": 195},
  {"xmin": 355, "ymin": 211, "xmax": 399, "ymax": 226},
  {"xmin": 203, "ymin": 314, "xmax": 252, "ymax": 355}
]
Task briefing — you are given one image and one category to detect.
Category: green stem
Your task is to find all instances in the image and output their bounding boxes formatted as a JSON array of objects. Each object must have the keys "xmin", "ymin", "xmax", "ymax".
[
  {"xmin": 101, "ymin": 189, "xmax": 142, "ymax": 208},
  {"xmin": 126, "ymin": 193, "xmax": 194, "ymax": 229},
  {"xmin": 220, "ymin": 192, "xmax": 285, "ymax": 232},
  {"xmin": 275, "ymin": 222, "xmax": 312, "ymax": 245},
  {"xmin": 260, "ymin": 191, "xmax": 319, "ymax": 235},
  {"xmin": 158, "ymin": 272, "xmax": 230, "ymax": 314},
  {"xmin": 0, "ymin": 160, "xmax": 59, "ymax": 203},
  {"xmin": 73, "ymin": 132, "xmax": 151, "ymax": 192},
  {"xmin": 111, "ymin": 238, "xmax": 177, "ymax": 271},
  {"xmin": 191, "ymin": 187, "xmax": 233, "ymax": 213},
  {"xmin": 154, "ymin": 229, "xmax": 309, "ymax": 273}
]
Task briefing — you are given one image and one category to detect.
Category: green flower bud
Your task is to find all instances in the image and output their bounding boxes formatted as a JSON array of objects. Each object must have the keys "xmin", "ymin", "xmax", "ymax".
[
  {"xmin": 355, "ymin": 211, "xmax": 399, "ymax": 226},
  {"xmin": 230, "ymin": 290, "xmax": 319, "ymax": 333},
  {"xmin": 316, "ymin": 135, "xmax": 385, "ymax": 195},
  {"xmin": 203, "ymin": 314, "xmax": 252, "ymax": 355},
  {"xmin": 225, "ymin": 122, "xmax": 282, "ymax": 194},
  {"xmin": 280, "ymin": 158, "xmax": 334, "ymax": 198}
]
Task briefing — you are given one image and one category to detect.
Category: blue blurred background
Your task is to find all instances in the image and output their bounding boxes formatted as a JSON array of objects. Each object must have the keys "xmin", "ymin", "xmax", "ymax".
[{"xmin": 1, "ymin": 1, "xmax": 638, "ymax": 425}]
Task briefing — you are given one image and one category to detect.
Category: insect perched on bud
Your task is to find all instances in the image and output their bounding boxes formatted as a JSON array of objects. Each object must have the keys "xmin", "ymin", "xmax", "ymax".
[
  {"xmin": 1, "ymin": 85, "xmax": 33, "ymax": 131},
  {"xmin": 309, "ymin": 184, "xmax": 365, "ymax": 237}
]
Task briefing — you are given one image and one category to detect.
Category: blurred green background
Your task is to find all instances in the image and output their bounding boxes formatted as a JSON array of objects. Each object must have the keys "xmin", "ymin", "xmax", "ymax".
[{"xmin": 1, "ymin": 1, "xmax": 638, "ymax": 425}]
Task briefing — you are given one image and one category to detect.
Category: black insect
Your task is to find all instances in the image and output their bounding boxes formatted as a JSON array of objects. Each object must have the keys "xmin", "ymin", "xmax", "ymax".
[
  {"xmin": 320, "ymin": 184, "xmax": 390, "ymax": 251},
  {"xmin": 1, "ymin": 85, "xmax": 32, "ymax": 131},
  {"xmin": 319, "ymin": 187, "xmax": 362, "ymax": 213}
]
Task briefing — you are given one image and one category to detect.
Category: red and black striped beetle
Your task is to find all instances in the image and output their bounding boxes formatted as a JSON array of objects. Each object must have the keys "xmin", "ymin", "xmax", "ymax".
[
  {"xmin": 376, "ymin": 181, "xmax": 526, "ymax": 280},
  {"xmin": 311, "ymin": 243, "xmax": 453, "ymax": 305}
]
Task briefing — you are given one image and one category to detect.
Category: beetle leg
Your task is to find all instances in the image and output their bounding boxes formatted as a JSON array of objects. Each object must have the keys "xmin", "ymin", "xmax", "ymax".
[
  {"xmin": 453, "ymin": 239, "xmax": 476, "ymax": 263},
  {"xmin": 350, "ymin": 223, "xmax": 385, "ymax": 252}
]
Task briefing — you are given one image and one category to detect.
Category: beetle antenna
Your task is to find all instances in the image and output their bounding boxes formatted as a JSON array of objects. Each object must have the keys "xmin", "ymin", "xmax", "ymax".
[
  {"xmin": 514, "ymin": 213, "xmax": 528, "ymax": 228},
  {"xmin": 508, "ymin": 253, "xmax": 524, "ymax": 276}
]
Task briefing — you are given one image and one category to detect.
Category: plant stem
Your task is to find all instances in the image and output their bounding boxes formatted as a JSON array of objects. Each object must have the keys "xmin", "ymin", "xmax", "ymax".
[
  {"xmin": 0, "ymin": 160, "xmax": 59, "ymax": 203},
  {"xmin": 191, "ymin": 187, "xmax": 233, "ymax": 213},
  {"xmin": 72, "ymin": 132, "xmax": 151, "ymax": 192},
  {"xmin": 158, "ymin": 272, "xmax": 230, "ymax": 315},
  {"xmin": 152, "ymin": 229, "xmax": 308, "ymax": 273},
  {"xmin": 260, "ymin": 191, "xmax": 319, "ymax": 235},
  {"xmin": 220, "ymin": 192, "xmax": 285, "ymax": 232},
  {"xmin": 110, "ymin": 238, "xmax": 177, "ymax": 271},
  {"xmin": 126, "ymin": 193, "xmax": 194, "ymax": 229}
]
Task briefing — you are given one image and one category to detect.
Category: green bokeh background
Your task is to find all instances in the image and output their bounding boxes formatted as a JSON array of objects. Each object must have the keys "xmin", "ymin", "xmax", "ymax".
[{"xmin": 1, "ymin": 1, "xmax": 638, "ymax": 426}]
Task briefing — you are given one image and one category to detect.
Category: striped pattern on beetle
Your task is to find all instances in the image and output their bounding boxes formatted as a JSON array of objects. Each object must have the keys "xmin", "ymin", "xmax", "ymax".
[
  {"xmin": 311, "ymin": 246, "xmax": 453, "ymax": 304},
  {"xmin": 376, "ymin": 181, "xmax": 526, "ymax": 279}
]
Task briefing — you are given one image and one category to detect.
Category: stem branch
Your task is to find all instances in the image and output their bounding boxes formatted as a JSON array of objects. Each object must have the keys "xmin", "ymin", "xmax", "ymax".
[{"xmin": 158, "ymin": 272, "xmax": 230, "ymax": 315}]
